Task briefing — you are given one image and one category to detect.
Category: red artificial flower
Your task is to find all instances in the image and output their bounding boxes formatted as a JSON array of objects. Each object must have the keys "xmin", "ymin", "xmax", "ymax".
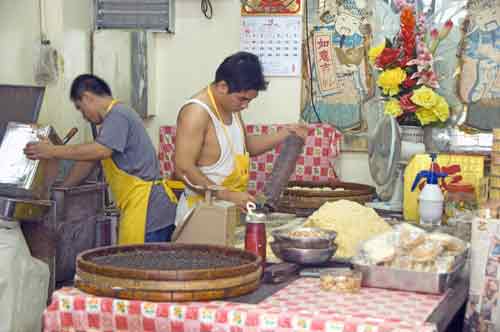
[
  {"xmin": 400, "ymin": 6, "xmax": 416, "ymax": 59},
  {"xmin": 375, "ymin": 48, "xmax": 401, "ymax": 69},
  {"xmin": 430, "ymin": 28, "xmax": 439, "ymax": 39},
  {"xmin": 399, "ymin": 92, "xmax": 418, "ymax": 113},
  {"xmin": 439, "ymin": 20, "xmax": 454, "ymax": 39},
  {"xmin": 402, "ymin": 77, "xmax": 417, "ymax": 89}
]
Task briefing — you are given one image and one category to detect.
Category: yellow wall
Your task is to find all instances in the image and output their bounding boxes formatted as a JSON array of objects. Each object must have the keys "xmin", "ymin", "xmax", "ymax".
[{"xmin": 0, "ymin": 0, "xmax": 372, "ymax": 185}]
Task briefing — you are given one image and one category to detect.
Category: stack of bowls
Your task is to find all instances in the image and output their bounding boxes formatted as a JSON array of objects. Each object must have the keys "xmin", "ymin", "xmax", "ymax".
[
  {"xmin": 491, "ymin": 129, "xmax": 500, "ymax": 200},
  {"xmin": 270, "ymin": 227, "xmax": 337, "ymax": 265}
]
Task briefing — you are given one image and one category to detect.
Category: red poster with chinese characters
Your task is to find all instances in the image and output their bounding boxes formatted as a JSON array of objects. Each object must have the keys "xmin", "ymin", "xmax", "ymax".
[
  {"xmin": 313, "ymin": 30, "xmax": 339, "ymax": 94},
  {"xmin": 241, "ymin": 0, "xmax": 301, "ymax": 15}
]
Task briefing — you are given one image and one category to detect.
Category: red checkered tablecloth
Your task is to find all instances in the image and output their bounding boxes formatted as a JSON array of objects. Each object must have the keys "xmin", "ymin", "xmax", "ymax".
[
  {"xmin": 43, "ymin": 278, "xmax": 443, "ymax": 332},
  {"xmin": 158, "ymin": 124, "xmax": 342, "ymax": 195}
]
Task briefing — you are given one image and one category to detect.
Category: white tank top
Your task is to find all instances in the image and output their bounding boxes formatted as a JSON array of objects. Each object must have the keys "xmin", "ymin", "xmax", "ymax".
[{"xmin": 175, "ymin": 98, "xmax": 245, "ymax": 225}]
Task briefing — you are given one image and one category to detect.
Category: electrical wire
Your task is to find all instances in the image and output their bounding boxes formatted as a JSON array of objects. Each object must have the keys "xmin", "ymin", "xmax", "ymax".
[
  {"xmin": 201, "ymin": 0, "xmax": 213, "ymax": 19},
  {"xmin": 304, "ymin": 0, "xmax": 322, "ymax": 123}
]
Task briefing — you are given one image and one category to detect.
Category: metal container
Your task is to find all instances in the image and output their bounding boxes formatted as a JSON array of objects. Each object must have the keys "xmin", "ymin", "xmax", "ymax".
[
  {"xmin": 352, "ymin": 249, "xmax": 468, "ymax": 294},
  {"xmin": 50, "ymin": 181, "xmax": 106, "ymax": 281},
  {"xmin": 0, "ymin": 84, "xmax": 44, "ymax": 141},
  {"xmin": 51, "ymin": 181, "xmax": 106, "ymax": 222},
  {"xmin": 0, "ymin": 122, "xmax": 58, "ymax": 199},
  {"xmin": 0, "ymin": 196, "xmax": 51, "ymax": 221},
  {"xmin": 271, "ymin": 241, "xmax": 336, "ymax": 265},
  {"xmin": 272, "ymin": 227, "xmax": 337, "ymax": 249}
]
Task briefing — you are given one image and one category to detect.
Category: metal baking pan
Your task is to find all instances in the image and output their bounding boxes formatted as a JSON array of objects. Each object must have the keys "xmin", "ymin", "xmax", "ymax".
[
  {"xmin": 0, "ymin": 122, "xmax": 59, "ymax": 199},
  {"xmin": 0, "ymin": 196, "xmax": 51, "ymax": 221},
  {"xmin": 0, "ymin": 84, "xmax": 45, "ymax": 142},
  {"xmin": 353, "ymin": 249, "xmax": 468, "ymax": 294}
]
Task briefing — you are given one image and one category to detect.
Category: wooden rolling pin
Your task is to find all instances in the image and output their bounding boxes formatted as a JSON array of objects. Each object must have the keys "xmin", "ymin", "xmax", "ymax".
[
  {"xmin": 62, "ymin": 127, "xmax": 78, "ymax": 145},
  {"xmin": 263, "ymin": 134, "xmax": 305, "ymax": 211}
]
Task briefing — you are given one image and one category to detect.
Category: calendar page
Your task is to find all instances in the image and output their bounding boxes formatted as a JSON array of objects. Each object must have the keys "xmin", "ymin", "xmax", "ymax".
[{"xmin": 240, "ymin": 16, "xmax": 302, "ymax": 77}]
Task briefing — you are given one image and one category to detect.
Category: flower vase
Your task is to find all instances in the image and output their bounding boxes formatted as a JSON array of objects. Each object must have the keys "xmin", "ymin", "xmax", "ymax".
[
  {"xmin": 399, "ymin": 125, "xmax": 424, "ymax": 144},
  {"xmin": 423, "ymin": 126, "xmax": 438, "ymax": 153}
]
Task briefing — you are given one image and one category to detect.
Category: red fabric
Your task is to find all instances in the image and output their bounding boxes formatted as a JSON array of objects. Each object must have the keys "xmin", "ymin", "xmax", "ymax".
[{"xmin": 158, "ymin": 124, "xmax": 342, "ymax": 195}]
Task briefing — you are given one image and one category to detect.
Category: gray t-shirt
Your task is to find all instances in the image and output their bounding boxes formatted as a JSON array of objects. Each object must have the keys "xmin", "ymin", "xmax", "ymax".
[{"xmin": 96, "ymin": 103, "xmax": 175, "ymax": 233}]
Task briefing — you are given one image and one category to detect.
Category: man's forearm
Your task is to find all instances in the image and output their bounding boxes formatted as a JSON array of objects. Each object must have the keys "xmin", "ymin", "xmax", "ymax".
[
  {"xmin": 175, "ymin": 165, "xmax": 233, "ymax": 199},
  {"xmin": 246, "ymin": 132, "xmax": 287, "ymax": 156},
  {"xmin": 175, "ymin": 165, "xmax": 217, "ymax": 192},
  {"xmin": 62, "ymin": 161, "xmax": 98, "ymax": 187},
  {"xmin": 51, "ymin": 143, "xmax": 111, "ymax": 161}
]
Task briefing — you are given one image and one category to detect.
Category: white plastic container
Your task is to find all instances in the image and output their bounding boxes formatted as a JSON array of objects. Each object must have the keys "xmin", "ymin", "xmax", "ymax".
[{"xmin": 419, "ymin": 183, "xmax": 444, "ymax": 226}]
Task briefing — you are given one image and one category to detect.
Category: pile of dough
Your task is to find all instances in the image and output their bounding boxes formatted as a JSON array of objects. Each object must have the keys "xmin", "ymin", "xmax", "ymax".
[{"xmin": 304, "ymin": 200, "xmax": 392, "ymax": 258}]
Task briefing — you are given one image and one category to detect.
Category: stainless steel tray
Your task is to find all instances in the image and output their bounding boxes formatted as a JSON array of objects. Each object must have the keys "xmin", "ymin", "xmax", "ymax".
[
  {"xmin": 0, "ymin": 196, "xmax": 51, "ymax": 221},
  {"xmin": 0, "ymin": 122, "xmax": 58, "ymax": 199},
  {"xmin": 353, "ymin": 249, "xmax": 468, "ymax": 294}
]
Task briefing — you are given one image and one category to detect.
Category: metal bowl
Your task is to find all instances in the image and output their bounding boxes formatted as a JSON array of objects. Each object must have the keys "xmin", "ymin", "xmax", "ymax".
[
  {"xmin": 270, "ymin": 241, "xmax": 336, "ymax": 265},
  {"xmin": 272, "ymin": 227, "xmax": 337, "ymax": 249}
]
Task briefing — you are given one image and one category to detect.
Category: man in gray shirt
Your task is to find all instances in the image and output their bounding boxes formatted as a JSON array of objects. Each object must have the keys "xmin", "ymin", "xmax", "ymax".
[{"xmin": 24, "ymin": 74, "xmax": 176, "ymax": 243}]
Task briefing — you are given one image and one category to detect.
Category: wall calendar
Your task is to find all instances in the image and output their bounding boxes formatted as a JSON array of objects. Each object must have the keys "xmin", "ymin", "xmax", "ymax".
[{"xmin": 240, "ymin": 15, "xmax": 302, "ymax": 77}]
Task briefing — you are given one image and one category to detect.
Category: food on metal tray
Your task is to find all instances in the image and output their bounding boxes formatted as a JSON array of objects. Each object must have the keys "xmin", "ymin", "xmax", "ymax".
[
  {"xmin": 304, "ymin": 200, "xmax": 392, "ymax": 258},
  {"xmin": 360, "ymin": 232, "xmax": 396, "ymax": 264},
  {"xmin": 427, "ymin": 232, "xmax": 466, "ymax": 254},
  {"xmin": 286, "ymin": 229, "xmax": 327, "ymax": 238},
  {"xmin": 320, "ymin": 269, "xmax": 362, "ymax": 293},
  {"xmin": 355, "ymin": 223, "xmax": 467, "ymax": 273},
  {"xmin": 398, "ymin": 223, "xmax": 426, "ymax": 250},
  {"xmin": 409, "ymin": 240, "xmax": 443, "ymax": 263}
]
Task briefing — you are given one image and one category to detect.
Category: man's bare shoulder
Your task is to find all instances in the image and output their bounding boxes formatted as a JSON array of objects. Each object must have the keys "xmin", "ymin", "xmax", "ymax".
[{"xmin": 177, "ymin": 101, "xmax": 211, "ymax": 133}]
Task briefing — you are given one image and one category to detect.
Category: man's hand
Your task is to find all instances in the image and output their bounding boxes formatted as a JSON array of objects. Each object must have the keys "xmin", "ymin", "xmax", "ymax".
[
  {"xmin": 218, "ymin": 190, "xmax": 256, "ymax": 212},
  {"xmin": 280, "ymin": 124, "xmax": 308, "ymax": 140},
  {"xmin": 24, "ymin": 138, "xmax": 55, "ymax": 160}
]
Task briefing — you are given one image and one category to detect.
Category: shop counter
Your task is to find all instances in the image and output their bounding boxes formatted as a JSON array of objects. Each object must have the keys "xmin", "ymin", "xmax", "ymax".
[{"xmin": 43, "ymin": 272, "xmax": 469, "ymax": 332}]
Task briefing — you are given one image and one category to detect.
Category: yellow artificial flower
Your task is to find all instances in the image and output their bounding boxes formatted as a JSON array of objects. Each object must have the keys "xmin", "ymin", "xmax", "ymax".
[
  {"xmin": 384, "ymin": 98, "xmax": 403, "ymax": 117},
  {"xmin": 415, "ymin": 107, "xmax": 439, "ymax": 126},
  {"xmin": 433, "ymin": 95, "xmax": 450, "ymax": 122},
  {"xmin": 410, "ymin": 86, "xmax": 439, "ymax": 109},
  {"xmin": 377, "ymin": 67, "xmax": 407, "ymax": 96},
  {"xmin": 368, "ymin": 41, "xmax": 386, "ymax": 64}
]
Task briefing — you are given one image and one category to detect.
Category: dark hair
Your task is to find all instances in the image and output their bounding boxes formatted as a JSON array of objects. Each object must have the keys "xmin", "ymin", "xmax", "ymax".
[
  {"xmin": 215, "ymin": 52, "xmax": 268, "ymax": 93},
  {"xmin": 70, "ymin": 74, "xmax": 112, "ymax": 101}
]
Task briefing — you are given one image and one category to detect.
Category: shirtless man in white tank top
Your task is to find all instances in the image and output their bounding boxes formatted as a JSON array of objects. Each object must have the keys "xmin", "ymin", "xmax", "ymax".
[{"xmin": 174, "ymin": 52, "xmax": 306, "ymax": 218}]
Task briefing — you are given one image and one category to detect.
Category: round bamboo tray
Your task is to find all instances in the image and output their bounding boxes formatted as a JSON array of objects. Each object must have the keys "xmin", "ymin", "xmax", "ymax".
[
  {"xmin": 277, "ymin": 181, "xmax": 376, "ymax": 216},
  {"xmin": 75, "ymin": 243, "xmax": 262, "ymax": 302}
]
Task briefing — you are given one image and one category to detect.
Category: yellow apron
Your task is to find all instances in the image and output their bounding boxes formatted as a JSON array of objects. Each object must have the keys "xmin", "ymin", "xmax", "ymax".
[
  {"xmin": 100, "ymin": 100, "xmax": 181, "ymax": 244},
  {"xmin": 186, "ymin": 86, "xmax": 250, "ymax": 207}
]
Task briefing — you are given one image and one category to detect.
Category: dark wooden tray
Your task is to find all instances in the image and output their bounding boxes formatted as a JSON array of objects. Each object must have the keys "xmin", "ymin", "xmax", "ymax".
[
  {"xmin": 75, "ymin": 243, "xmax": 262, "ymax": 302},
  {"xmin": 278, "ymin": 181, "xmax": 375, "ymax": 216}
]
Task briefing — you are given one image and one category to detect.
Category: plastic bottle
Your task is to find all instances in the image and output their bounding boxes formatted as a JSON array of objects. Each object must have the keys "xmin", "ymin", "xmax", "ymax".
[{"xmin": 411, "ymin": 154, "xmax": 448, "ymax": 227}]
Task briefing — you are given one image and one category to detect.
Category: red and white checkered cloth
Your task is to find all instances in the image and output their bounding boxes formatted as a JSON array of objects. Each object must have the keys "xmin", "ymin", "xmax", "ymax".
[
  {"xmin": 158, "ymin": 124, "xmax": 342, "ymax": 195},
  {"xmin": 43, "ymin": 278, "xmax": 443, "ymax": 332}
]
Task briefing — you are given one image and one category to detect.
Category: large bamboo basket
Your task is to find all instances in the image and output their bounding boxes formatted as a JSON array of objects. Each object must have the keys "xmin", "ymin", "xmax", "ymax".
[
  {"xmin": 75, "ymin": 243, "xmax": 262, "ymax": 302},
  {"xmin": 278, "ymin": 181, "xmax": 376, "ymax": 216}
]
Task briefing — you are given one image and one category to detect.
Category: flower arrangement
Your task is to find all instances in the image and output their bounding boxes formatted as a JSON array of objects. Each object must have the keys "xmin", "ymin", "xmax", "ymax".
[{"xmin": 368, "ymin": 2, "xmax": 454, "ymax": 126}]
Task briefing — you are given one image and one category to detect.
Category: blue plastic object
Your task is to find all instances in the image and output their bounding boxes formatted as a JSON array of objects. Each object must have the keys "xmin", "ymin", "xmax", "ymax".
[{"xmin": 411, "ymin": 153, "xmax": 448, "ymax": 192}]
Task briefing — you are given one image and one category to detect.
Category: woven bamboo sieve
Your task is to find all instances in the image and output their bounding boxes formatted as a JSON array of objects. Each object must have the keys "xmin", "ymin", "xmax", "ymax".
[
  {"xmin": 278, "ymin": 181, "xmax": 375, "ymax": 216},
  {"xmin": 75, "ymin": 243, "xmax": 262, "ymax": 302}
]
